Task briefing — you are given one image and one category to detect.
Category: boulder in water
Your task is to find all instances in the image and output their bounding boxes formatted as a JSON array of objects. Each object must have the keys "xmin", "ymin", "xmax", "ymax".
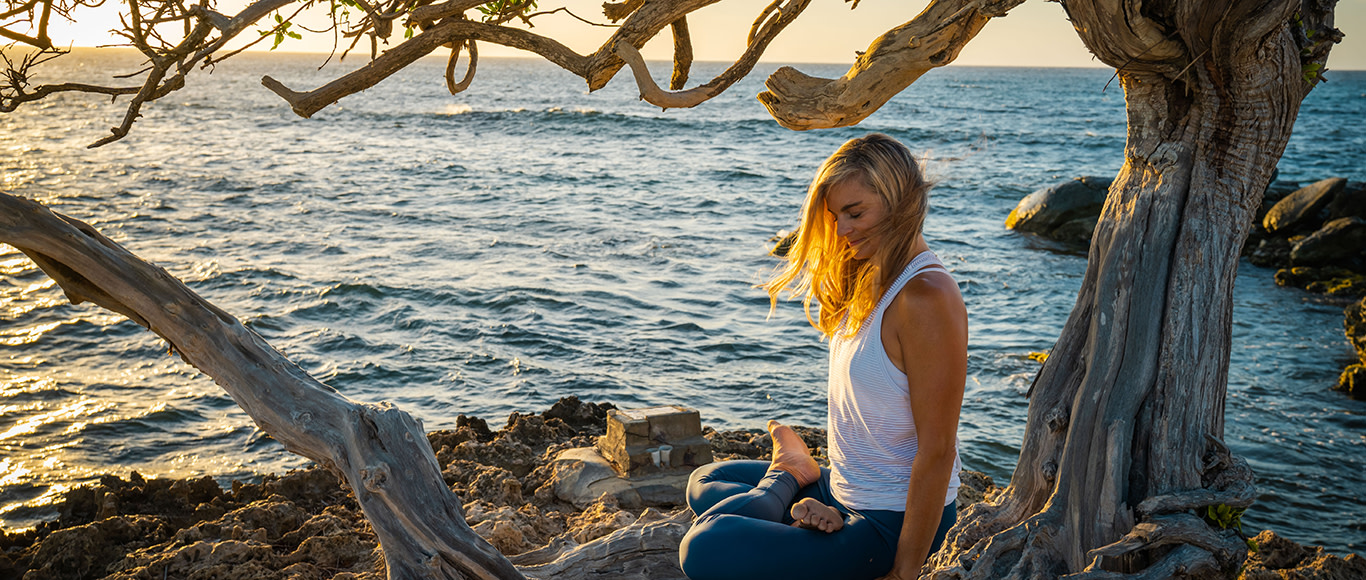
[
  {"xmin": 1247, "ymin": 237, "xmax": 1292, "ymax": 269},
  {"xmin": 1273, "ymin": 267, "xmax": 1366, "ymax": 297},
  {"xmin": 1262, "ymin": 177, "xmax": 1347, "ymax": 234},
  {"xmin": 1327, "ymin": 182, "xmax": 1366, "ymax": 222},
  {"xmin": 1337, "ymin": 365, "xmax": 1366, "ymax": 401},
  {"xmin": 1290, "ymin": 217, "xmax": 1366, "ymax": 270},
  {"xmin": 1345, "ymin": 297, "xmax": 1366, "ymax": 361},
  {"xmin": 1005, "ymin": 177, "xmax": 1112, "ymax": 244}
]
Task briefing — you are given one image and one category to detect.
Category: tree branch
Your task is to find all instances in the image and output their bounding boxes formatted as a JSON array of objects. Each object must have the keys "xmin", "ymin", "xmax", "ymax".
[
  {"xmin": 446, "ymin": 38, "xmax": 476, "ymax": 95},
  {"xmin": 263, "ymin": 18, "xmax": 587, "ymax": 118},
  {"xmin": 668, "ymin": 16, "xmax": 690, "ymax": 90},
  {"xmin": 614, "ymin": 0, "xmax": 810, "ymax": 110},
  {"xmin": 0, "ymin": 190, "xmax": 526, "ymax": 580},
  {"xmin": 757, "ymin": 0, "xmax": 1025, "ymax": 130}
]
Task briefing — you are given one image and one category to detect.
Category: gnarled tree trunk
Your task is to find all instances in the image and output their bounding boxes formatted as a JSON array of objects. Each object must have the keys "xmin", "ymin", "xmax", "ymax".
[{"xmin": 926, "ymin": 0, "xmax": 1339, "ymax": 577}]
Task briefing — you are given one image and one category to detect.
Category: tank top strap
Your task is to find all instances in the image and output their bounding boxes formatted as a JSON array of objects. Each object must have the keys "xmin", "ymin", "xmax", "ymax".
[{"xmin": 877, "ymin": 251, "xmax": 948, "ymax": 312}]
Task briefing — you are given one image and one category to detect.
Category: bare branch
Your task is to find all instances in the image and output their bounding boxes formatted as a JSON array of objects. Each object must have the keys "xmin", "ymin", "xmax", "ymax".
[
  {"xmin": 747, "ymin": 0, "xmax": 779, "ymax": 45},
  {"xmin": 602, "ymin": 0, "xmax": 644, "ymax": 22},
  {"xmin": 0, "ymin": 0, "xmax": 42, "ymax": 20},
  {"xmin": 757, "ymin": 0, "xmax": 1025, "ymax": 130},
  {"xmin": 0, "ymin": 24, "xmax": 52, "ymax": 48},
  {"xmin": 669, "ymin": 16, "xmax": 690, "ymax": 90},
  {"xmin": 445, "ymin": 38, "xmax": 476, "ymax": 94},
  {"xmin": 614, "ymin": 0, "xmax": 810, "ymax": 109},
  {"xmin": 263, "ymin": 19, "xmax": 588, "ymax": 118},
  {"xmin": 408, "ymin": 0, "xmax": 485, "ymax": 27},
  {"xmin": 1, "ymin": 81, "xmax": 140, "ymax": 113}
]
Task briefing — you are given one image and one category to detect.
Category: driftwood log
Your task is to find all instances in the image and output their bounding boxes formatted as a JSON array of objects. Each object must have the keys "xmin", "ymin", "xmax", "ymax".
[{"xmin": 0, "ymin": 191, "xmax": 697, "ymax": 579}]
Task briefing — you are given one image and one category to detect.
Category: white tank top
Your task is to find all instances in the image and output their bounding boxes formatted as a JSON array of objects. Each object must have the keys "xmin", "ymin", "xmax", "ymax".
[{"xmin": 827, "ymin": 250, "xmax": 962, "ymax": 511}]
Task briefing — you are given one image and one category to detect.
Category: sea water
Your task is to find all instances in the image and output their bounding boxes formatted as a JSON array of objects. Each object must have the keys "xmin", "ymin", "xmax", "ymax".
[{"xmin": 1, "ymin": 49, "xmax": 1364, "ymax": 553}]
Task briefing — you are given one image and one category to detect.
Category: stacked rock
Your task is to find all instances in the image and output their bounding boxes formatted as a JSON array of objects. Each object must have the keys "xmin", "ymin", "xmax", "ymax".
[{"xmin": 1246, "ymin": 177, "xmax": 1366, "ymax": 296}]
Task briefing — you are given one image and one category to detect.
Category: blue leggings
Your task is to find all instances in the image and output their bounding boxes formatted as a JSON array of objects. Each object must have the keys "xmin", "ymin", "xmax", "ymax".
[{"xmin": 678, "ymin": 460, "xmax": 956, "ymax": 580}]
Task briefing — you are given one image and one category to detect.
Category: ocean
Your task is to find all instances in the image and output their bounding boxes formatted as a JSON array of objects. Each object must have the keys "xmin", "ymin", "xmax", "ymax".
[{"xmin": 2, "ymin": 49, "xmax": 1364, "ymax": 554}]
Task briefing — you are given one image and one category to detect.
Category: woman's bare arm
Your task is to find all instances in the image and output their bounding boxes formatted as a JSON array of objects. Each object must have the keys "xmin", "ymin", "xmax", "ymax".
[{"xmin": 878, "ymin": 270, "xmax": 967, "ymax": 579}]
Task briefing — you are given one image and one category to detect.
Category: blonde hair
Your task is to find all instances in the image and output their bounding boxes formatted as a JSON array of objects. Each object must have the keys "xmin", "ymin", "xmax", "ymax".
[{"xmin": 765, "ymin": 133, "xmax": 933, "ymax": 337}]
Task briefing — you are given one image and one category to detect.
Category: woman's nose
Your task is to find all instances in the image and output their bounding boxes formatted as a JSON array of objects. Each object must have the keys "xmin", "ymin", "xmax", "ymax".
[{"xmin": 836, "ymin": 219, "xmax": 851, "ymax": 237}]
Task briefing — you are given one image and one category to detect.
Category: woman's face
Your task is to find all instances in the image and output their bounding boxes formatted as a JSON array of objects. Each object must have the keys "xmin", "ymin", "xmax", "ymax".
[{"xmin": 825, "ymin": 178, "xmax": 888, "ymax": 261}]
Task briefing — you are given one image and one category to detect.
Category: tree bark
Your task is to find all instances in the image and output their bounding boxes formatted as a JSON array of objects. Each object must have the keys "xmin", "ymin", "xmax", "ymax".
[
  {"xmin": 926, "ymin": 0, "xmax": 1339, "ymax": 577},
  {"xmin": 0, "ymin": 192, "xmax": 524, "ymax": 580}
]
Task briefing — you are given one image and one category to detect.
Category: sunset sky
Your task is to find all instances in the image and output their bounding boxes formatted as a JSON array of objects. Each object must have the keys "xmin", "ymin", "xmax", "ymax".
[{"xmin": 39, "ymin": 0, "xmax": 1366, "ymax": 69}]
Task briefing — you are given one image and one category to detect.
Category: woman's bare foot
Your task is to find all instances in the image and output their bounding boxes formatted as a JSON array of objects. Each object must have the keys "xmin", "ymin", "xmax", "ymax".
[
  {"xmin": 790, "ymin": 498, "xmax": 845, "ymax": 533},
  {"xmin": 767, "ymin": 420, "xmax": 821, "ymax": 487}
]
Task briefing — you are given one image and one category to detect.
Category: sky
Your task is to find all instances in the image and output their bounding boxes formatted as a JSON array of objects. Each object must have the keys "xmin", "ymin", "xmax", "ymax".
[{"xmin": 35, "ymin": 0, "xmax": 1366, "ymax": 70}]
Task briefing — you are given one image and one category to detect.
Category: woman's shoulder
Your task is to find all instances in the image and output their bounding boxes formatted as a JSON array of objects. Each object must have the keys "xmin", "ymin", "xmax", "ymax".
[{"xmin": 886, "ymin": 268, "xmax": 966, "ymax": 331}]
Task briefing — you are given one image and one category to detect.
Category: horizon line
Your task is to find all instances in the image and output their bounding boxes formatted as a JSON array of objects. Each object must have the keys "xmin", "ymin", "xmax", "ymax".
[{"xmin": 53, "ymin": 46, "xmax": 1366, "ymax": 72}]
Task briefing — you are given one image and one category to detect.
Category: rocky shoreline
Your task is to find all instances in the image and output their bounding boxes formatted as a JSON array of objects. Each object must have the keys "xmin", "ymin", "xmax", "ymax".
[
  {"xmin": 1007, "ymin": 176, "xmax": 1366, "ymax": 400},
  {"xmin": 3, "ymin": 397, "xmax": 1363, "ymax": 579}
]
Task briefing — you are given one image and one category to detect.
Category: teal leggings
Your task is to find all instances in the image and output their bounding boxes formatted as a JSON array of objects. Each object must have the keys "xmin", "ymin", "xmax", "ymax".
[{"xmin": 678, "ymin": 460, "xmax": 955, "ymax": 580}]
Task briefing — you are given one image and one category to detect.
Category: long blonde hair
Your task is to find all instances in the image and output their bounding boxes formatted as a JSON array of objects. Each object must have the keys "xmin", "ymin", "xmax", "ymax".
[{"xmin": 765, "ymin": 133, "xmax": 933, "ymax": 337}]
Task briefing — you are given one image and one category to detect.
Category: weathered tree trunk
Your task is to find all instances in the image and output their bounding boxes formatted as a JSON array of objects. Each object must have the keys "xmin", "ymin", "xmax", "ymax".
[
  {"xmin": 0, "ymin": 193, "xmax": 525, "ymax": 580},
  {"xmin": 927, "ymin": 0, "xmax": 1339, "ymax": 577}
]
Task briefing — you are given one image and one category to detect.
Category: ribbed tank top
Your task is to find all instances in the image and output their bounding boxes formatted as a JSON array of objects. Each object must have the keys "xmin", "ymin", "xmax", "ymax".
[{"xmin": 827, "ymin": 250, "xmax": 962, "ymax": 511}]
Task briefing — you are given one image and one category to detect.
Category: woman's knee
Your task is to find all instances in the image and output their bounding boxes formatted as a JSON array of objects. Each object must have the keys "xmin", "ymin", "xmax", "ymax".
[
  {"xmin": 686, "ymin": 460, "xmax": 768, "ymax": 514},
  {"xmin": 678, "ymin": 516, "xmax": 732, "ymax": 580}
]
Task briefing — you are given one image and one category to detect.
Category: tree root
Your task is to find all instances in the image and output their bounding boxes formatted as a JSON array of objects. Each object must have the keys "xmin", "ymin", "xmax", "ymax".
[
  {"xmin": 1080, "ymin": 513, "xmax": 1246, "ymax": 576},
  {"xmin": 928, "ymin": 511, "xmax": 1065, "ymax": 580}
]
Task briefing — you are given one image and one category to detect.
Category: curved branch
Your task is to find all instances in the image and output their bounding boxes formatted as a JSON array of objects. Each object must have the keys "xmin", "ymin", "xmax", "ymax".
[
  {"xmin": 0, "ymin": 82, "xmax": 141, "ymax": 114},
  {"xmin": 446, "ymin": 38, "xmax": 477, "ymax": 95},
  {"xmin": 614, "ymin": 0, "xmax": 810, "ymax": 109},
  {"xmin": 409, "ymin": 0, "xmax": 486, "ymax": 27},
  {"xmin": 1080, "ymin": 513, "xmax": 1242, "ymax": 570},
  {"xmin": 263, "ymin": 19, "xmax": 587, "ymax": 118},
  {"xmin": 0, "ymin": 191, "xmax": 525, "ymax": 580},
  {"xmin": 756, "ymin": 0, "xmax": 1024, "ymax": 130},
  {"xmin": 669, "ymin": 16, "xmax": 691, "ymax": 91},
  {"xmin": 1065, "ymin": 545, "xmax": 1220, "ymax": 580}
]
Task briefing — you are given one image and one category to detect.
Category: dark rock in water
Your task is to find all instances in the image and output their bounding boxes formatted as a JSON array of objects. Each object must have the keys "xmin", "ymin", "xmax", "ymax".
[
  {"xmin": 1005, "ymin": 177, "xmax": 1112, "ymax": 244},
  {"xmin": 1247, "ymin": 237, "xmax": 1292, "ymax": 268},
  {"xmin": 1327, "ymin": 181, "xmax": 1366, "ymax": 222},
  {"xmin": 1337, "ymin": 365, "xmax": 1366, "ymax": 400},
  {"xmin": 1290, "ymin": 217, "xmax": 1366, "ymax": 270},
  {"xmin": 1256, "ymin": 178, "xmax": 1301, "ymax": 222},
  {"xmin": 768, "ymin": 229, "xmax": 796, "ymax": 258},
  {"xmin": 1273, "ymin": 267, "xmax": 1366, "ymax": 297},
  {"xmin": 1346, "ymin": 297, "xmax": 1366, "ymax": 361},
  {"xmin": 1243, "ymin": 530, "xmax": 1366, "ymax": 579},
  {"xmin": 1262, "ymin": 177, "xmax": 1347, "ymax": 235}
]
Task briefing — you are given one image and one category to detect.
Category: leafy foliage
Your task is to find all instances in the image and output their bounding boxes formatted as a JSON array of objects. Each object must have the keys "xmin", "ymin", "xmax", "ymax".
[{"xmin": 260, "ymin": 13, "xmax": 303, "ymax": 51}]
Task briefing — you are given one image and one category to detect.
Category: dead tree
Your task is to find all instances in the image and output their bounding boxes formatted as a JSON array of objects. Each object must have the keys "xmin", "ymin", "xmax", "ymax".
[{"xmin": 1, "ymin": 0, "xmax": 1343, "ymax": 577}]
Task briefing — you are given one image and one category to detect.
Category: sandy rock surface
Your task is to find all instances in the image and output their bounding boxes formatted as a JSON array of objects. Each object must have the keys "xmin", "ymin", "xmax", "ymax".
[{"xmin": 7, "ymin": 396, "xmax": 1349, "ymax": 579}]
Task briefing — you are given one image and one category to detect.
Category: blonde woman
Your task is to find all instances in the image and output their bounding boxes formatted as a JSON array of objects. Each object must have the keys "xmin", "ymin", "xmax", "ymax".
[{"xmin": 679, "ymin": 134, "xmax": 966, "ymax": 580}]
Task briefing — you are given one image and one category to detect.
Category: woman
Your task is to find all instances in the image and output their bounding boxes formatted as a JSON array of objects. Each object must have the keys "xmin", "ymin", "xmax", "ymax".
[{"xmin": 678, "ymin": 133, "xmax": 967, "ymax": 580}]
